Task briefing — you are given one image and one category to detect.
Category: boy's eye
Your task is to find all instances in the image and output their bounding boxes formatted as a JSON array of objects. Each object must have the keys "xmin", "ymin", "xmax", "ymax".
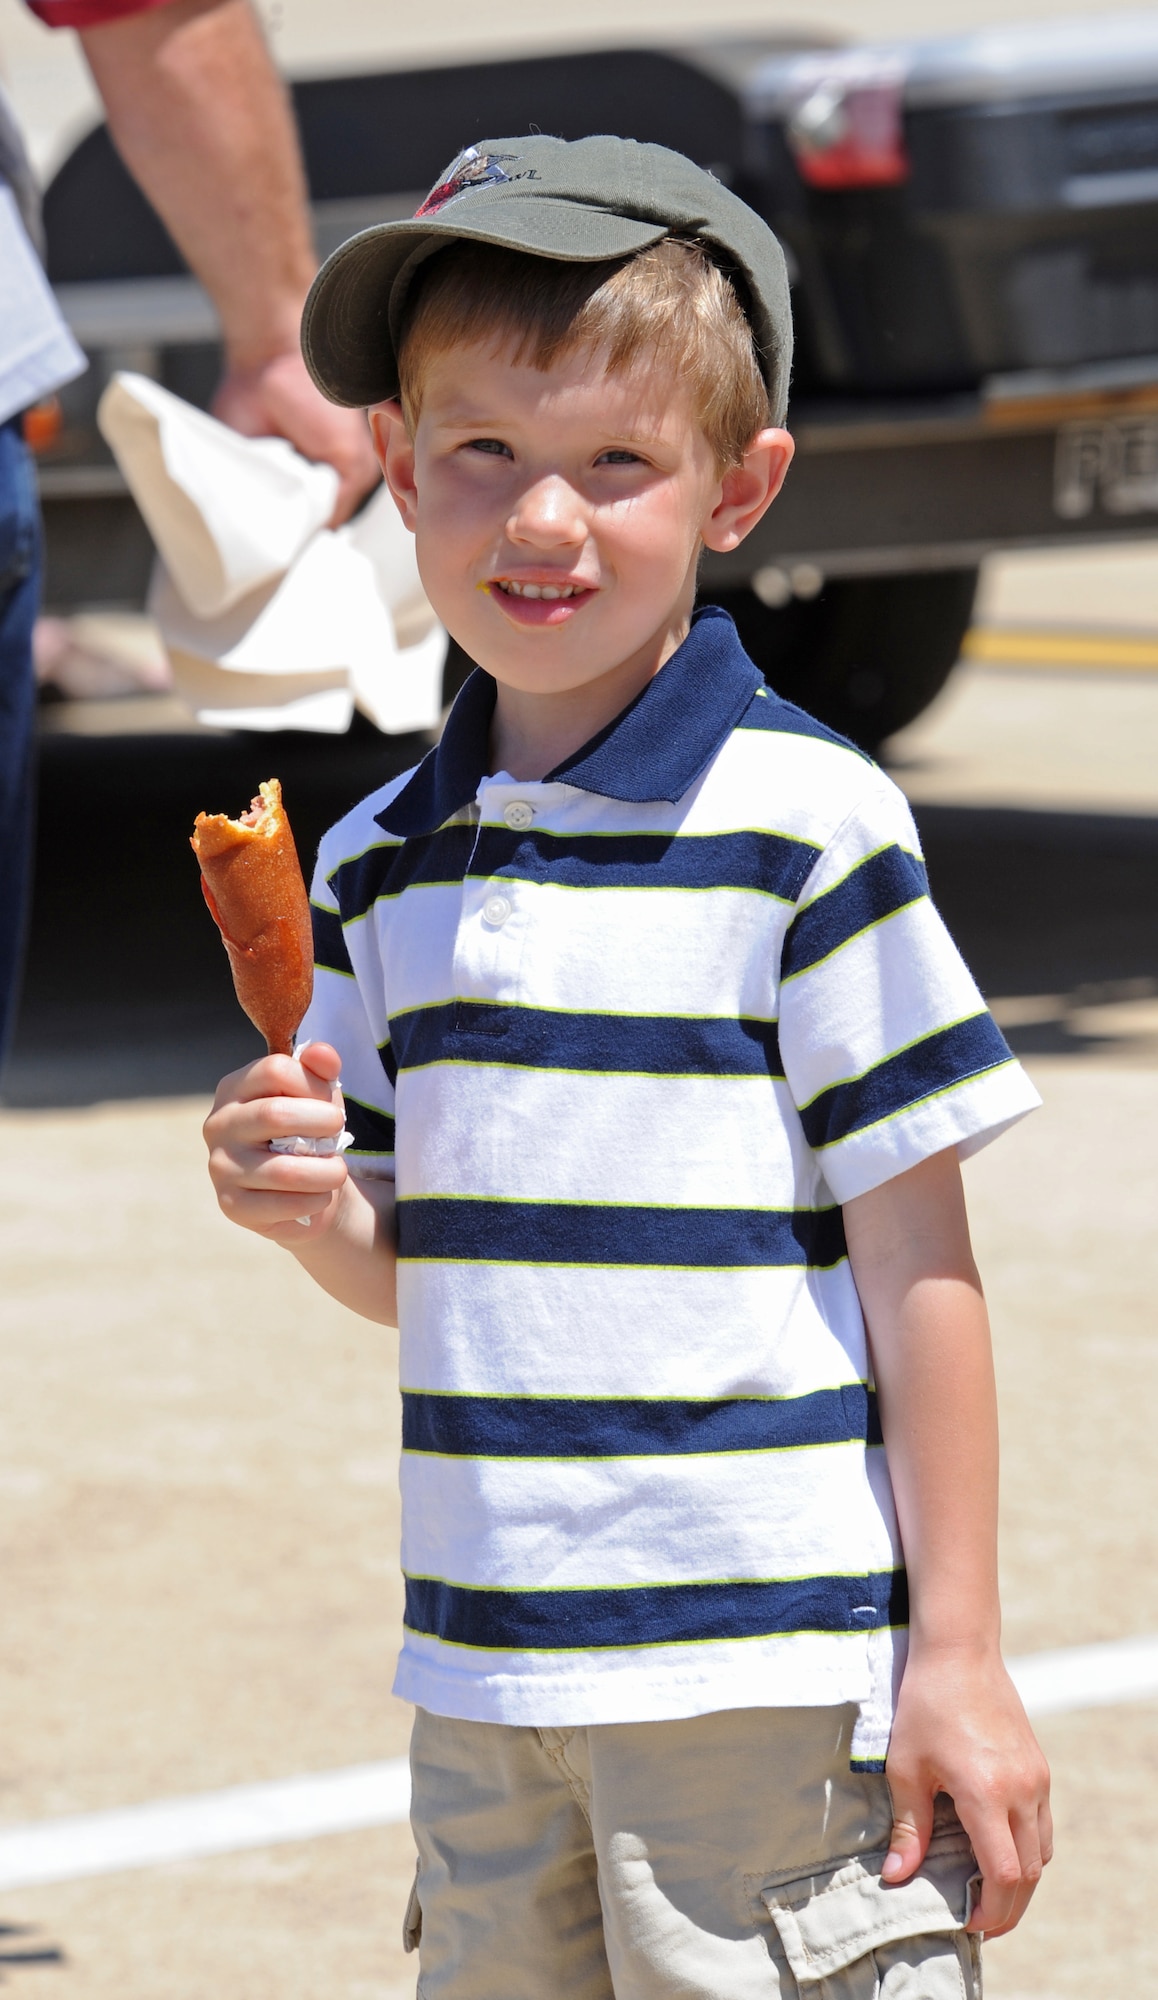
[
  {"xmin": 465, "ymin": 437, "xmax": 513, "ymax": 459},
  {"xmin": 597, "ymin": 448, "xmax": 643, "ymax": 466}
]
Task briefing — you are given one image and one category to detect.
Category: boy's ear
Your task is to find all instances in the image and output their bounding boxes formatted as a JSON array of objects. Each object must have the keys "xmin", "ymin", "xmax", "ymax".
[
  {"xmin": 368, "ymin": 401, "xmax": 419, "ymax": 531},
  {"xmin": 700, "ymin": 428, "xmax": 795, "ymax": 555}
]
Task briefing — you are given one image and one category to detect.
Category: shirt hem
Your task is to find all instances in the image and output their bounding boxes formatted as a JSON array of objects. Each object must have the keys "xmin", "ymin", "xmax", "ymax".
[{"xmin": 393, "ymin": 1629, "xmax": 873, "ymax": 1729}]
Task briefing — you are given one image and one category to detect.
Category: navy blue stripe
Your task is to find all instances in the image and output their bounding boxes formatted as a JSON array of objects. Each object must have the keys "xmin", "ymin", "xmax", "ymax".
[
  {"xmin": 404, "ymin": 1568, "xmax": 909, "ymax": 1652},
  {"xmin": 397, "ymin": 1199, "xmax": 846, "ymax": 1269},
  {"xmin": 781, "ymin": 846, "xmax": 929, "ymax": 980},
  {"xmin": 311, "ymin": 902, "xmax": 353, "ymax": 977},
  {"xmin": 799, "ymin": 1014, "xmax": 1013, "ymax": 1151},
  {"xmin": 342, "ymin": 1092, "xmax": 395, "ymax": 1157},
  {"xmin": 466, "ymin": 826, "xmax": 816, "ymax": 899},
  {"xmin": 737, "ymin": 686, "xmax": 871, "ymax": 761},
  {"xmin": 333, "ymin": 825, "xmax": 818, "ymax": 919},
  {"xmin": 390, "ymin": 1002, "xmax": 783, "ymax": 1078},
  {"xmin": 403, "ymin": 1385, "xmax": 880, "ymax": 1458},
  {"xmin": 329, "ymin": 827, "xmax": 472, "ymax": 919}
]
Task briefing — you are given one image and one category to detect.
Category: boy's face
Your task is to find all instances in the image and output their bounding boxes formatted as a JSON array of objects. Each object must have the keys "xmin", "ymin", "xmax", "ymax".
[{"xmin": 372, "ymin": 338, "xmax": 790, "ymax": 709}]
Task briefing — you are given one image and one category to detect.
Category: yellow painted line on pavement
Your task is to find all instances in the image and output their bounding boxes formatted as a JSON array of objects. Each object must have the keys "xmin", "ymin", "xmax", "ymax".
[
  {"xmin": 0, "ymin": 1635, "xmax": 1155, "ymax": 1892},
  {"xmin": 964, "ymin": 627, "xmax": 1158, "ymax": 672}
]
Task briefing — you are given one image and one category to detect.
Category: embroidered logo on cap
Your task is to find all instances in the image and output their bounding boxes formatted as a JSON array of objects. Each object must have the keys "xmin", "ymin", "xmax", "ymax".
[{"xmin": 415, "ymin": 147, "xmax": 518, "ymax": 217}]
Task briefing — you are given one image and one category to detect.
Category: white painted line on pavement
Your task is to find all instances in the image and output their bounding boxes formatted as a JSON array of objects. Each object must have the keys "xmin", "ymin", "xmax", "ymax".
[
  {"xmin": 0, "ymin": 1758, "xmax": 411, "ymax": 1893},
  {"xmin": 1009, "ymin": 1632, "xmax": 1158, "ymax": 1718},
  {"xmin": 1, "ymin": 1634, "xmax": 1156, "ymax": 1895}
]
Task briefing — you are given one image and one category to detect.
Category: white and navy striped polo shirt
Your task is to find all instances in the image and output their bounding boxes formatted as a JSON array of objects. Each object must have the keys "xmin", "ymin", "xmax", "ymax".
[{"xmin": 299, "ymin": 604, "xmax": 1038, "ymax": 1766}]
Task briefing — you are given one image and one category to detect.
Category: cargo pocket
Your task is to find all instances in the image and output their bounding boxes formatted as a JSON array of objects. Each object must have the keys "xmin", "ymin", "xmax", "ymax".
[
  {"xmin": 402, "ymin": 1862, "xmax": 423, "ymax": 1955},
  {"xmin": 760, "ymin": 1833, "xmax": 981, "ymax": 1998}
]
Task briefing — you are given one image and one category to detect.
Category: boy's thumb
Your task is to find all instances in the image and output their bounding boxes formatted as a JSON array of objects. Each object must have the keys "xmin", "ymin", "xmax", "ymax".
[
  {"xmin": 881, "ymin": 1782, "xmax": 933, "ymax": 1886},
  {"xmin": 295, "ymin": 1040, "xmax": 342, "ymax": 1087}
]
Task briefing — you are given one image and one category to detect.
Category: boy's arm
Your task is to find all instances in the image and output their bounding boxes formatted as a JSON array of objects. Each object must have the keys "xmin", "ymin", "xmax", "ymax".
[
  {"xmin": 204, "ymin": 1043, "xmax": 398, "ymax": 1326},
  {"xmin": 843, "ymin": 1147, "xmax": 1052, "ymax": 1938}
]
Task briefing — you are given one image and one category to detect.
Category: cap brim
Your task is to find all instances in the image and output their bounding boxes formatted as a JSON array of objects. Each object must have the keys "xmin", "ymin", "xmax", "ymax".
[{"xmin": 302, "ymin": 199, "xmax": 666, "ymax": 408}]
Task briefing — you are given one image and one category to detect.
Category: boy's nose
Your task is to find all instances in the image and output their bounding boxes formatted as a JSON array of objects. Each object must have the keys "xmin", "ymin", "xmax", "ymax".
[{"xmin": 506, "ymin": 475, "xmax": 586, "ymax": 547}]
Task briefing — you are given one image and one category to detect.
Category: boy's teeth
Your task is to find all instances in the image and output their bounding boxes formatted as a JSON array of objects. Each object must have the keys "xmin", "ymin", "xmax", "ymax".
[{"xmin": 501, "ymin": 580, "xmax": 582, "ymax": 599}]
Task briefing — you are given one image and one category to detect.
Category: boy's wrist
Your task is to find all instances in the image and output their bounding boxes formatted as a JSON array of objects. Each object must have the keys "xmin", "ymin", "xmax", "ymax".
[{"xmin": 904, "ymin": 1622, "xmax": 1004, "ymax": 1669}]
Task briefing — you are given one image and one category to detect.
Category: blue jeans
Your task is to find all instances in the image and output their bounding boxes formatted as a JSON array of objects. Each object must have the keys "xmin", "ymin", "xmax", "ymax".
[{"xmin": 0, "ymin": 416, "xmax": 41, "ymax": 1066}]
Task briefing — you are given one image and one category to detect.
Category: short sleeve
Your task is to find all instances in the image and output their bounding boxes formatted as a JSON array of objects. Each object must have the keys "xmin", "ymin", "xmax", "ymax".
[
  {"xmin": 25, "ymin": 0, "xmax": 173, "ymax": 28},
  {"xmin": 297, "ymin": 838, "xmax": 397, "ymax": 1183},
  {"xmin": 777, "ymin": 769, "xmax": 1040, "ymax": 1204}
]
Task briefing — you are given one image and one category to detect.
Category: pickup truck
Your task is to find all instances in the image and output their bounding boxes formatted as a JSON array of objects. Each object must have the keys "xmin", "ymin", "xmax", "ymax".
[{"xmin": 33, "ymin": 14, "xmax": 1158, "ymax": 748}]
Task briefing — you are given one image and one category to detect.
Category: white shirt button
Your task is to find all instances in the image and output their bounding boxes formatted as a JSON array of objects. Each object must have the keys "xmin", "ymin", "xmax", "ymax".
[
  {"xmin": 482, "ymin": 893, "xmax": 512, "ymax": 927},
  {"xmin": 503, "ymin": 801, "xmax": 534, "ymax": 831}
]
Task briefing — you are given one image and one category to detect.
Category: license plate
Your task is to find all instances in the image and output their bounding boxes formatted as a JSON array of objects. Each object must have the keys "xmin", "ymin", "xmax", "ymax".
[{"xmin": 1054, "ymin": 416, "xmax": 1158, "ymax": 519}]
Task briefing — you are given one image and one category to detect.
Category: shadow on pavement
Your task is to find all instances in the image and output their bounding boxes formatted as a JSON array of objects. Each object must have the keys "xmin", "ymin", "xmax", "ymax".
[
  {"xmin": 0, "ymin": 1923, "xmax": 67, "ymax": 1973},
  {"xmin": 4, "ymin": 732, "xmax": 1157, "ymax": 1109},
  {"xmin": 3, "ymin": 722, "xmax": 426, "ymax": 1110},
  {"xmin": 915, "ymin": 804, "xmax": 1158, "ymax": 1061}
]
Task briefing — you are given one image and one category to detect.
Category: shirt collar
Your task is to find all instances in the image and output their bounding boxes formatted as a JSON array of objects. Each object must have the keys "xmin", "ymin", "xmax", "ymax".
[{"xmin": 375, "ymin": 606, "xmax": 761, "ymax": 839}]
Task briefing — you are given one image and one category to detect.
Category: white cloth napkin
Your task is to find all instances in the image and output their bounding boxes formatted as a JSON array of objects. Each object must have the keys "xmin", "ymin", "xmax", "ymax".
[
  {"xmin": 97, "ymin": 371, "xmax": 340, "ymax": 617},
  {"xmin": 97, "ymin": 372, "xmax": 448, "ymax": 735}
]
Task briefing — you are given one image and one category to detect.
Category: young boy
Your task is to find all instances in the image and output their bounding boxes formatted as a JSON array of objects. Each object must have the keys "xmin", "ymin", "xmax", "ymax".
[{"xmin": 205, "ymin": 135, "xmax": 1051, "ymax": 1998}]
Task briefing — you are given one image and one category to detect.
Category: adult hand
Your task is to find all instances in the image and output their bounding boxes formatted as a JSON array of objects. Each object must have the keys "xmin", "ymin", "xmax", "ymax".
[{"xmin": 212, "ymin": 348, "xmax": 380, "ymax": 525}]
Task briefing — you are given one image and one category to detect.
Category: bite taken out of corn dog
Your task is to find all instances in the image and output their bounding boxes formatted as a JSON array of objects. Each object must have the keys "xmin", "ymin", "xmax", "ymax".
[{"xmin": 190, "ymin": 778, "xmax": 313, "ymax": 1056}]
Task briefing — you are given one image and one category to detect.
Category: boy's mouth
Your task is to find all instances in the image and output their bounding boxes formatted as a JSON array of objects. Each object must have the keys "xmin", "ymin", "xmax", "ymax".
[
  {"xmin": 488, "ymin": 577, "xmax": 596, "ymax": 626},
  {"xmin": 495, "ymin": 579, "xmax": 586, "ymax": 600}
]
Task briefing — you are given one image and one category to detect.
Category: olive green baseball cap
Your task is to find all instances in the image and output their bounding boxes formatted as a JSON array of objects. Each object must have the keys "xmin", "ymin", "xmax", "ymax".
[{"xmin": 301, "ymin": 133, "xmax": 793, "ymax": 423}]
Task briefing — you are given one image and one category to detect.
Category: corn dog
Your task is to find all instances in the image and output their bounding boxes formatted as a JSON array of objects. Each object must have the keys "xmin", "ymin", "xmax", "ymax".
[{"xmin": 191, "ymin": 778, "xmax": 313, "ymax": 1056}]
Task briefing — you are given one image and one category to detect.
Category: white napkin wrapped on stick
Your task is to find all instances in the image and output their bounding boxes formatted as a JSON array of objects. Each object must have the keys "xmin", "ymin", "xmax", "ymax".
[{"xmin": 97, "ymin": 371, "xmax": 448, "ymax": 735}]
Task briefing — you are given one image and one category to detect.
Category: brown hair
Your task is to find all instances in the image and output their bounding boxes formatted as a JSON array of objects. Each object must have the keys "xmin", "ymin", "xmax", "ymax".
[{"xmin": 396, "ymin": 235, "xmax": 771, "ymax": 469}]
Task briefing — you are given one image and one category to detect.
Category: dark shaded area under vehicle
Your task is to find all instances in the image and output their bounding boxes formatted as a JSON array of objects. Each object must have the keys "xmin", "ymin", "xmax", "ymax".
[{"xmin": 8, "ymin": 727, "xmax": 1155, "ymax": 1108}]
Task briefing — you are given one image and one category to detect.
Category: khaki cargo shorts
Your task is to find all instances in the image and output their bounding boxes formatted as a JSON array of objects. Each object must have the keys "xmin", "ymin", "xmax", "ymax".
[{"xmin": 403, "ymin": 1702, "xmax": 981, "ymax": 1999}]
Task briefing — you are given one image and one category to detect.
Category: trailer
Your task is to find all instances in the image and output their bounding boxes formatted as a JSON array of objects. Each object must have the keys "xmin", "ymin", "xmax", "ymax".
[{"xmin": 33, "ymin": 18, "xmax": 1158, "ymax": 747}]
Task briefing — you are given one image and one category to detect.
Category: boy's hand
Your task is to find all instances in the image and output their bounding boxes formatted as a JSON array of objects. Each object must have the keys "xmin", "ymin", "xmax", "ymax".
[
  {"xmin": 883, "ymin": 1647, "xmax": 1053, "ymax": 1938},
  {"xmin": 204, "ymin": 1041, "xmax": 348, "ymax": 1242}
]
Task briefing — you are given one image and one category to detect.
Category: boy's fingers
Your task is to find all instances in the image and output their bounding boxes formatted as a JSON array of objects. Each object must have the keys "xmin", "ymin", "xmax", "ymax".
[
  {"xmin": 881, "ymin": 1777, "xmax": 933, "ymax": 1884},
  {"xmin": 216, "ymin": 1095, "xmax": 346, "ymax": 1148},
  {"xmin": 969, "ymin": 1799, "xmax": 1047, "ymax": 1938},
  {"xmin": 220, "ymin": 1185, "xmax": 339, "ymax": 1237},
  {"xmin": 964, "ymin": 1809, "xmax": 1033, "ymax": 1936},
  {"xmin": 215, "ymin": 1146, "xmax": 348, "ymax": 1196}
]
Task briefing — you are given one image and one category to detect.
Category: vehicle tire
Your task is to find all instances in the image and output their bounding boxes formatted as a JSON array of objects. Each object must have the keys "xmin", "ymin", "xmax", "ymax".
[{"xmin": 703, "ymin": 568, "xmax": 978, "ymax": 753}]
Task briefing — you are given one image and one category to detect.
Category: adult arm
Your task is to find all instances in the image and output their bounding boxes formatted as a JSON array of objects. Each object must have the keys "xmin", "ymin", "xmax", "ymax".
[
  {"xmin": 78, "ymin": 0, "xmax": 378, "ymax": 519},
  {"xmin": 204, "ymin": 1043, "xmax": 399, "ymax": 1325},
  {"xmin": 843, "ymin": 1147, "xmax": 1052, "ymax": 1938}
]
